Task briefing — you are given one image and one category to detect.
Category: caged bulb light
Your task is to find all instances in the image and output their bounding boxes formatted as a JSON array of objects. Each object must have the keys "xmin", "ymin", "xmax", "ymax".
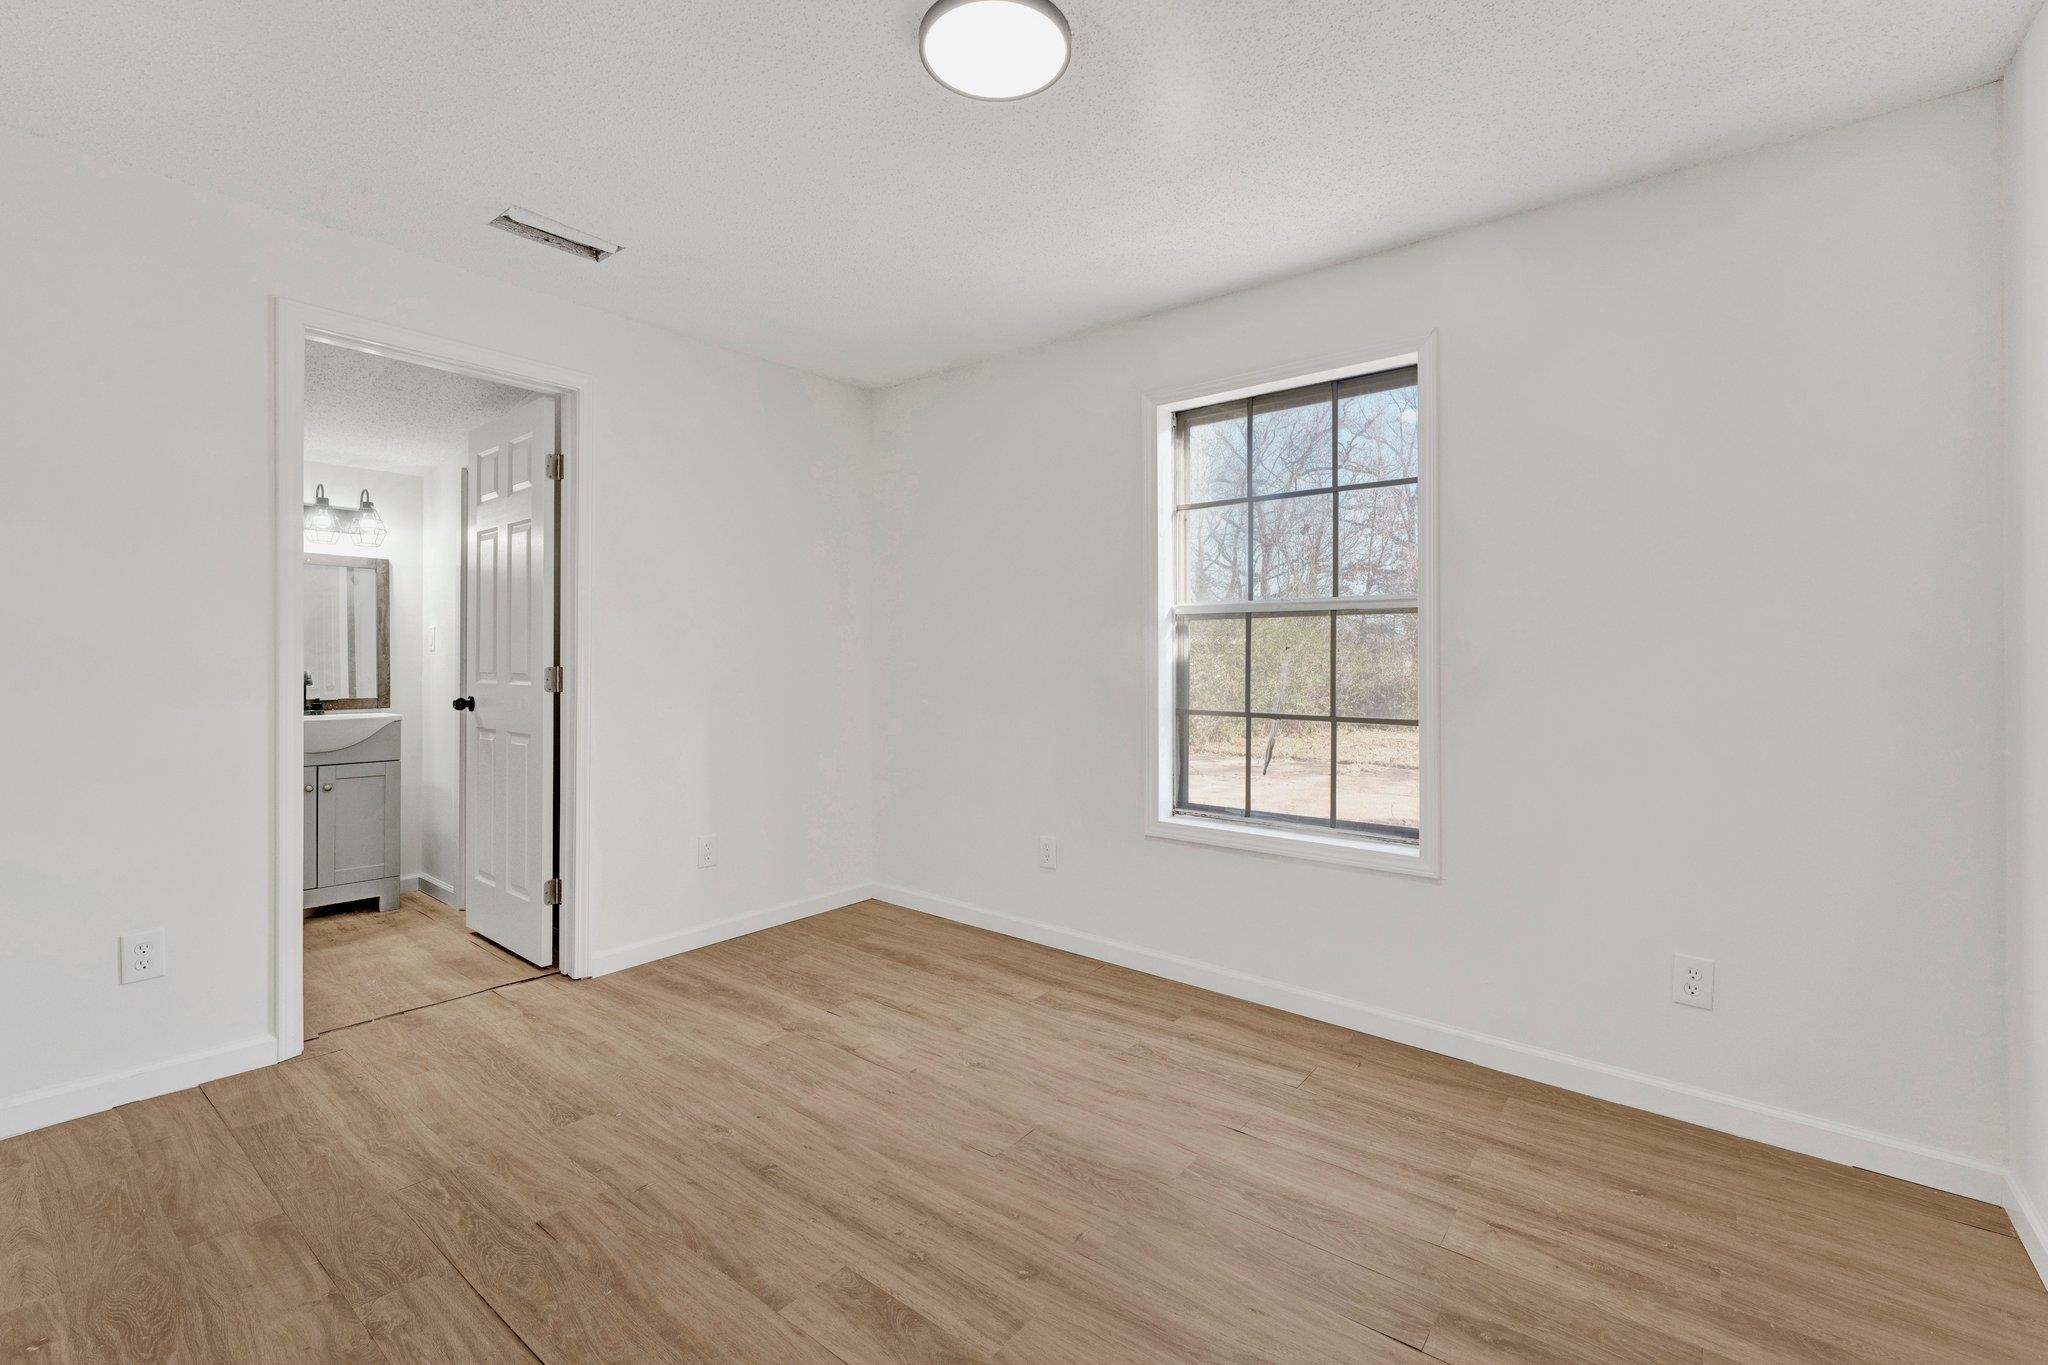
[
  {"xmin": 304, "ymin": 483, "xmax": 341, "ymax": 545},
  {"xmin": 351, "ymin": 490, "xmax": 387, "ymax": 548}
]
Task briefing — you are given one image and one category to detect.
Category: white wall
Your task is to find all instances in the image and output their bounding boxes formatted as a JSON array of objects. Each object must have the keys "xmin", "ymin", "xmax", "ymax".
[
  {"xmin": 303, "ymin": 459, "xmax": 425, "ymax": 883},
  {"xmin": 419, "ymin": 453, "xmax": 463, "ymax": 898},
  {"xmin": 2005, "ymin": 9, "xmax": 2048, "ymax": 1263},
  {"xmin": 0, "ymin": 71, "xmax": 2025, "ymax": 1221},
  {"xmin": 0, "ymin": 124, "xmax": 876, "ymax": 1128},
  {"xmin": 871, "ymin": 90, "xmax": 2009, "ymax": 1179}
]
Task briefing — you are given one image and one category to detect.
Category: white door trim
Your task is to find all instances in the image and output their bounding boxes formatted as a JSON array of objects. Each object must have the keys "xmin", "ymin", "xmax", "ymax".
[{"xmin": 272, "ymin": 300, "xmax": 594, "ymax": 1063}]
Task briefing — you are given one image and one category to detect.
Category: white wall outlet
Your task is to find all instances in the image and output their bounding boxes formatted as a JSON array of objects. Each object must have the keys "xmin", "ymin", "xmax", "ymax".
[
  {"xmin": 1672, "ymin": 953, "xmax": 1714, "ymax": 1010},
  {"xmin": 121, "ymin": 930, "xmax": 166, "ymax": 984},
  {"xmin": 696, "ymin": 836, "xmax": 718, "ymax": 869},
  {"xmin": 1038, "ymin": 835, "xmax": 1058, "ymax": 870}
]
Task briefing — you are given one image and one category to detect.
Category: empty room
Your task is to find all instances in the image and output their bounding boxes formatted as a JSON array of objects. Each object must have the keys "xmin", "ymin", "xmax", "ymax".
[{"xmin": 8, "ymin": 0, "xmax": 2048, "ymax": 1360}]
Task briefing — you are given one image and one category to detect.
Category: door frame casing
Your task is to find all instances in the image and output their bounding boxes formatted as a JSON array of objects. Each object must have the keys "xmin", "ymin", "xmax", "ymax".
[{"xmin": 273, "ymin": 300, "xmax": 593, "ymax": 1062}]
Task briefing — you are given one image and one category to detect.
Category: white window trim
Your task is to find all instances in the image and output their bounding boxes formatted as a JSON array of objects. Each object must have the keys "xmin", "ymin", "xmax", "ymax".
[{"xmin": 1141, "ymin": 334, "xmax": 1441, "ymax": 878}]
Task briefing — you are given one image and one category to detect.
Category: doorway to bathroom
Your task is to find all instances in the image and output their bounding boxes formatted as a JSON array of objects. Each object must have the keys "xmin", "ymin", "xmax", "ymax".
[{"xmin": 275, "ymin": 305, "xmax": 588, "ymax": 1053}]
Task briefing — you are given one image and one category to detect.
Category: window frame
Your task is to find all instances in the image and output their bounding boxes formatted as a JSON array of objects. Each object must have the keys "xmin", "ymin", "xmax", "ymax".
[{"xmin": 1143, "ymin": 336, "xmax": 1440, "ymax": 877}]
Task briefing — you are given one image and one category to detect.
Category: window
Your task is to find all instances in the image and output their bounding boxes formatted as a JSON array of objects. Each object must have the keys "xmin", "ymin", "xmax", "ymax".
[{"xmin": 1148, "ymin": 345, "xmax": 1435, "ymax": 874}]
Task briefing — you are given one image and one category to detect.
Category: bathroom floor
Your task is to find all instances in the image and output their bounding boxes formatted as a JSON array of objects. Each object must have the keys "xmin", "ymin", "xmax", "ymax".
[{"xmin": 303, "ymin": 891, "xmax": 552, "ymax": 1039}]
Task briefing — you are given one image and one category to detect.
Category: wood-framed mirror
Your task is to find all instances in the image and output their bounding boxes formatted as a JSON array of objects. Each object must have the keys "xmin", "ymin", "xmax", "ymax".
[{"xmin": 304, "ymin": 553, "xmax": 390, "ymax": 710}]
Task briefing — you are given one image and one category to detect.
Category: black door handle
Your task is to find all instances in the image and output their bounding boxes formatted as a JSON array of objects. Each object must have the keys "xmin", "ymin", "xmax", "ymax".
[{"xmin": 452, "ymin": 696, "xmax": 475, "ymax": 711}]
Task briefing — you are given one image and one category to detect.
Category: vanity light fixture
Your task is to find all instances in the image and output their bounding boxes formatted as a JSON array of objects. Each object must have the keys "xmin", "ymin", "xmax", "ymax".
[
  {"xmin": 302, "ymin": 485, "xmax": 387, "ymax": 547},
  {"xmin": 919, "ymin": 0, "xmax": 1070, "ymax": 101},
  {"xmin": 304, "ymin": 484, "xmax": 341, "ymax": 545},
  {"xmin": 352, "ymin": 490, "xmax": 387, "ymax": 548}
]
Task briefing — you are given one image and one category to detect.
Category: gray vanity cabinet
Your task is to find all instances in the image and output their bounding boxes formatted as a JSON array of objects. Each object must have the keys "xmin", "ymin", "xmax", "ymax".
[
  {"xmin": 318, "ymin": 762, "xmax": 399, "ymax": 886},
  {"xmin": 304, "ymin": 719, "xmax": 401, "ymax": 912}
]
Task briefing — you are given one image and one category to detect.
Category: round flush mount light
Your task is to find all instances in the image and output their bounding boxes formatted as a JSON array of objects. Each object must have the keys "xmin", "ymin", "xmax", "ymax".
[{"xmin": 919, "ymin": 0, "xmax": 1071, "ymax": 101}]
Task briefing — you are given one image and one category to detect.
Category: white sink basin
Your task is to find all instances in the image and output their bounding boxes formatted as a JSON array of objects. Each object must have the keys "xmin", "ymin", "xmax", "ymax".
[{"xmin": 305, "ymin": 711, "xmax": 400, "ymax": 754}]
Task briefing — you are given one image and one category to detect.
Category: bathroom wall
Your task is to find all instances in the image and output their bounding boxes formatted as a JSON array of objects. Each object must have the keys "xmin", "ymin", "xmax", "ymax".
[{"xmin": 419, "ymin": 452, "xmax": 463, "ymax": 900}]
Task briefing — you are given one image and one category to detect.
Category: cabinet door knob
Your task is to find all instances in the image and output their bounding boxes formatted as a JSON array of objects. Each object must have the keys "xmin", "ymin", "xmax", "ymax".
[
  {"xmin": 304, "ymin": 784, "xmax": 313, "ymax": 793},
  {"xmin": 322, "ymin": 783, "xmax": 334, "ymax": 792}
]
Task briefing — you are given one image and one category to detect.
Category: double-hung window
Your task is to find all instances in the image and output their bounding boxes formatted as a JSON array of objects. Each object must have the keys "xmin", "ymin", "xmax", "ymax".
[{"xmin": 1149, "ymin": 347, "xmax": 1436, "ymax": 874}]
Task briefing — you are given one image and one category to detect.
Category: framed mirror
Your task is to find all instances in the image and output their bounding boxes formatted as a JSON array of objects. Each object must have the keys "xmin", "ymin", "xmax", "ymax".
[{"xmin": 304, "ymin": 554, "xmax": 390, "ymax": 709}]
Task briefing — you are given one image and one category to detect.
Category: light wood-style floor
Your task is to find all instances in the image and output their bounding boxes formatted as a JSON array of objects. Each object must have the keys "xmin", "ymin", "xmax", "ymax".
[
  {"xmin": 304, "ymin": 891, "xmax": 553, "ymax": 1039},
  {"xmin": 5, "ymin": 899, "xmax": 2046, "ymax": 1362}
]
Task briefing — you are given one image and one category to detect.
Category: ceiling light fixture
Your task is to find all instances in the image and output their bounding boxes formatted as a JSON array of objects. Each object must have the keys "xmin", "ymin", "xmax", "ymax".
[{"xmin": 919, "ymin": 0, "xmax": 1070, "ymax": 101}]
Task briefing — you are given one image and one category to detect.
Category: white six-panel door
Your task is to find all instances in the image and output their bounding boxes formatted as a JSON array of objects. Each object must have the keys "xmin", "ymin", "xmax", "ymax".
[{"xmin": 462, "ymin": 397, "xmax": 557, "ymax": 965}]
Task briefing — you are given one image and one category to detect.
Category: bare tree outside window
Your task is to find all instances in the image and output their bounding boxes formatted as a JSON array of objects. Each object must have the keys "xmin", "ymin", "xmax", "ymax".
[{"xmin": 1172, "ymin": 366, "xmax": 1421, "ymax": 842}]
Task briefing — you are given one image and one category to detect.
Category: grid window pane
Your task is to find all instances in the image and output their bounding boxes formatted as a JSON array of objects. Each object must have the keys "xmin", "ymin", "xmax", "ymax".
[
  {"xmin": 1184, "ymin": 715, "xmax": 1247, "ymax": 813},
  {"xmin": 1253, "ymin": 492, "xmax": 1333, "ymax": 599},
  {"xmin": 1337, "ymin": 723, "xmax": 1420, "ymax": 835},
  {"xmin": 1185, "ymin": 616, "xmax": 1246, "ymax": 712},
  {"xmin": 1250, "ymin": 614, "xmax": 1331, "ymax": 716},
  {"xmin": 1182, "ymin": 503, "xmax": 1248, "ymax": 603},
  {"xmin": 1338, "ymin": 485, "xmax": 1417, "ymax": 598},
  {"xmin": 1250, "ymin": 719, "xmax": 1332, "ymax": 824},
  {"xmin": 1335, "ymin": 613, "xmax": 1417, "ymax": 720},
  {"xmin": 1183, "ymin": 402, "xmax": 1248, "ymax": 503},
  {"xmin": 1338, "ymin": 371, "xmax": 1419, "ymax": 485},
  {"xmin": 1173, "ymin": 367, "xmax": 1424, "ymax": 848},
  {"xmin": 1252, "ymin": 388, "xmax": 1333, "ymax": 496}
]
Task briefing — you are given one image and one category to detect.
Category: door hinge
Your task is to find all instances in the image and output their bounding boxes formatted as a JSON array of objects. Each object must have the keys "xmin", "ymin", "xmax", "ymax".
[
  {"xmin": 543, "ymin": 878, "xmax": 563, "ymax": 906},
  {"xmin": 545, "ymin": 452, "xmax": 565, "ymax": 480},
  {"xmin": 544, "ymin": 664, "xmax": 565, "ymax": 692}
]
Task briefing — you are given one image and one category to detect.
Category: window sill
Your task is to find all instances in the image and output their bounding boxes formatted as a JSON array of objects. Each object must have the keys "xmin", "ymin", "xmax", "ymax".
[{"xmin": 1145, "ymin": 811, "xmax": 1439, "ymax": 877}]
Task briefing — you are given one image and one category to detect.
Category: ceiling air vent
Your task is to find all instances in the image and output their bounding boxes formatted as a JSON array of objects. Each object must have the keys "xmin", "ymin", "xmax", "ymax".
[{"xmin": 489, "ymin": 206, "xmax": 621, "ymax": 263}]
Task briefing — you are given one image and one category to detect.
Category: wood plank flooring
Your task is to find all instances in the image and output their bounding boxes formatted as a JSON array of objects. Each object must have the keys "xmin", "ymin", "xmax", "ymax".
[
  {"xmin": 5, "ymin": 899, "xmax": 2045, "ymax": 1361},
  {"xmin": 303, "ymin": 891, "xmax": 553, "ymax": 1039}
]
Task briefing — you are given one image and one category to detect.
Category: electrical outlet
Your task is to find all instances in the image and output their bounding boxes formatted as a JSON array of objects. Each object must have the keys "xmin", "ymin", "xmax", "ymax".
[
  {"xmin": 1672, "ymin": 954, "xmax": 1714, "ymax": 1010},
  {"xmin": 696, "ymin": 836, "xmax": 718, "ymax": 869},
  {"xmin": 1037, "ymin": 835, "xmax": 1058, "ymax": 870},
  {"xmin": 121, "ymin": 930, "xmax": 166, "ymax": 984}
]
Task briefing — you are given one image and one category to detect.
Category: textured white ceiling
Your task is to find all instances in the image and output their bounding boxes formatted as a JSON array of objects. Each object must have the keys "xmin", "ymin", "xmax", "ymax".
[
  {"xmin": 2, "ymin": 2, "xmax": 2036, "ymax": 387},
  {"xmin": 304, "ymin": 342, "xmax": 534, "ymax": 474}
]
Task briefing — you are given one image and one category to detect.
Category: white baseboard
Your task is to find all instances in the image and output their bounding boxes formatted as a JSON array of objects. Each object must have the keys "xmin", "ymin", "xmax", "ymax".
[
  {"xmin": 873, "ymin": 881, "xmax": 2012, "ymax": 1206},
  {"xmin": 587, "ymin": 883, "xmax": 877, "ymax": 977},
  {"xmin": 414, "ymin": 871, "xmax": 457, "ymax": 903},
  {"xmin": 2009, "ymin": 1174, "xmax": 2048, "ymax": 1289},
  {"xmin": 0, "ymin": 1034, "xmax": 278, "ymax": 1141},
  {"xmin": 400, "ymin": 874, "xmax": 420, "ymax": 894}
]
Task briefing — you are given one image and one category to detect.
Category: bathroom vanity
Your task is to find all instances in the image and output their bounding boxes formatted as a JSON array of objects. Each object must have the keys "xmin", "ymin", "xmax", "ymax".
[
  {"xmin": 304, "ymin": 551, "xmax": 400, "ymax": 912},
  {"xmin": 304, "ymin": 713, "xmax": 401, "ymax": 911}
]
